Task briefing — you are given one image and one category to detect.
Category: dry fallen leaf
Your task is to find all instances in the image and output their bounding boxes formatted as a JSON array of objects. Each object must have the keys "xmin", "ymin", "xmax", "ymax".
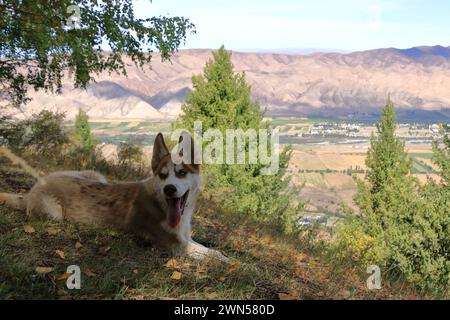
[
  {"xmin": 75, "ymin": 242, "xmax": 83, "ymax": 249},
  {"xmin": 35, "ymin": 266, "xmax": 54, "ymax": 274},
  {"xmin": 133, "ymin": 269, "xmax": 139, "ymax": 275},
  {"xmin": 55, "ymin": 249, "xmax": 65, "ymax": 260},
  {"xmin": 171, "ymin": 271, "xmax": 182, "ymax": 280},
  {"xmin": 100, "ymin": 246, "xmax": 111, "ymax": 254},
  {"xmin": 84, "ymin": 269, "xmax": 96, "ymax": 277},
  {"xmin": 23, "ymin": 224, "xmax": 35, "ymax": 234},
  {"xmin": 165, "ymin": 259, "xmax": 178, "ymax": 268},
  {"xmin": 181, "ymin": 262, "xmax": 192, "ymax": 269},
  {"xmin": 207, "ymin": 292, "xmax": 219, "ymax": 299},
  {"xmin": 57, "ymin": 272, "xmax": 71, "ymax": 281},
  {"xmin": 218, "ymin": 276, "xmax": 226, "ymax": 282},
  {"xmin": 57, "ymin": 288, "xmax": 68, "ymax": 296},
  {"xmin": 278, "ymin": 292, "xmax": 300, "ymax": 300},
  {"xmin": 228, "ymin": 261, "xmax": 239, "ymax": 273},
  {"xmin": 46, "ymin": 227, "xmax": 59, "ymax": 236}
]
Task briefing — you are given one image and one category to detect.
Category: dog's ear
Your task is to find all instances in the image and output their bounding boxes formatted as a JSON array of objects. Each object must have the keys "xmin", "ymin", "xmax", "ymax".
[
  {"xmin": 178, "ymin": 131, "xmax": 200, "ymax": 169},
  {"xmin": 152, "ymin": 133, "xmax": 169, "ymax": 173}
]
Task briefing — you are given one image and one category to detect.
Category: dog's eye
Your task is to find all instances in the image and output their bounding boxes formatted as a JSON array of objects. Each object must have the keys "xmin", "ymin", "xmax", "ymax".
[
  {"xmin": 177, "ymin": 170, "xmax": 187, "ymax": 177},
  {"xmin": 159, "ymin": 173, "xmax": 168, "ymax": 180}
]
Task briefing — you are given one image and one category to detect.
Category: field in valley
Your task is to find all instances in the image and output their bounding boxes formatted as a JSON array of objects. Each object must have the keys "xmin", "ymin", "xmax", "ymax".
[{"xmin": 289, "ymin": 143, "xmax": 438, "ymax": 215}]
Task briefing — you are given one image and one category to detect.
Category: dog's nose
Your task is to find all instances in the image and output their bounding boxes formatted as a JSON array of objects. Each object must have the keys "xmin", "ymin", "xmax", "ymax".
[{"xmin": 163, "ymin": 184, "xmax": 177, "ymax": 197}]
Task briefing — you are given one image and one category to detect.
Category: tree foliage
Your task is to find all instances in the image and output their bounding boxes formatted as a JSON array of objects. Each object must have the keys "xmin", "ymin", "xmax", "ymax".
[
  {"xmin": 0, "ymin": 0, "xmax": 195, "ymax": 106},
  {"xmin": 0, "ymin": 110, "xmax": 68, "ymax": 157},
  {"xmin": 177, "ymin": 46, "xmax": 300, "ymax": 232},
  {"xmin": 432, "ymin": 124, "xmax": 450, "ymax": 186},
  {"xmin": 73, "ymin": 108, "xmax": 94, "ymax": 152},
  {"xmin": 348, "ymin": 99, "xmax": 449, "ymax": 295}
]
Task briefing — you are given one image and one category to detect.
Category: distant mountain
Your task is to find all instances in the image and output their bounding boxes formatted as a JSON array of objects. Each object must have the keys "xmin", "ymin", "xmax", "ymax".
[
  {"xmin": 2, "ymin": 45, "xmax": 450, "ymax": 121},
  {"xmin": 3, "ymin": 81, "xmax": 164, "ymax": 120},
  {"xmin": 237, "ymin": 48, "xmax": 351, "ymax": 55}
]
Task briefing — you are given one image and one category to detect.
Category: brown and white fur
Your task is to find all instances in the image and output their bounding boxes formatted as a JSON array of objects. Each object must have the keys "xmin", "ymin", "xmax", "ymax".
[{"xmin": 0, "ymin": 133, "xmax": 228, "ymax": 262}]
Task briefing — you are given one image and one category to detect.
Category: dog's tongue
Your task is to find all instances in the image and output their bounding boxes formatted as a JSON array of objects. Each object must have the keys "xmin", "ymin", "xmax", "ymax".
[{"xmin": 167, "ymin": 197, "xmax": 182, "ymax": 228}]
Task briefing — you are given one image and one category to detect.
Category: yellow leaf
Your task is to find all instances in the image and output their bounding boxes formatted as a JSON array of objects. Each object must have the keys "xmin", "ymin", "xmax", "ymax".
[
  {"xmin": 219, "ymin": 276, "xmax": 226, "ymax": 282},
  {"xmin": 55, "ymin": 249, "xmax": 65, "ymax": 260},
  {"xmin": 57, "ymin": 272, "xmax": 71, "ymax": 281},
  {"xmin": 278, "ymin": 292, "xmax": 300, "ymax": 300},
  {"xmin": 165, "ymin": 259, "xmax": 178, "ymax": 268},
  {"xmin": 35, "ymin": 266, "xmax": 54, "ymax": 274},
  {"xmin": 75, "ymin": 242, "xmax": 83, "ymax": 249},
  {"xmin": 228, "ymin": 261, "xmax": 239, "ymax": 273},
  {"xmin": 46, "ymin": 227, "xmax": 59, "ymax": 236},
  {"xmin": 171, "ymin": 271, "xmax": 182, "ymax": 280},
  {"xmin": 23, "ymin": 224, "xmax": 35, "ymax": 234}
]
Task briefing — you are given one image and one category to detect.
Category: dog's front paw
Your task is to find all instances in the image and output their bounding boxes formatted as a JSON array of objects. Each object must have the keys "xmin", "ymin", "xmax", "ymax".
[
  {"xmin": 209, "ymin": 249, "xmax": 230, "ymax": 263},
  {"xmin": 186, "ymin": 241, "xmax": 230, "ymax": 263}
]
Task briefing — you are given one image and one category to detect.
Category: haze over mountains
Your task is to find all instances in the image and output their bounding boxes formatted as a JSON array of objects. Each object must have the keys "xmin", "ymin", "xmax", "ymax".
[{"xmin": 4, "ymin": 45, "xmax": 450, "ymax": 122}]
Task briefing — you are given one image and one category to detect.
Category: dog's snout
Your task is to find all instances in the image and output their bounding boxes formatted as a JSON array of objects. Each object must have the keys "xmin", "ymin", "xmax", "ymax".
[{"xmin": 163, "ymin": 184, "xmax": 177, "ymax": 197}]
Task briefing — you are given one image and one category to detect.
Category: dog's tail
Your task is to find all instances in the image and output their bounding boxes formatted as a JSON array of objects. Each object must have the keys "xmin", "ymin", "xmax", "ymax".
[
  {"xmin": 0, "ymin": 147, "xmax": 39, "ymax": 212},
  {"xmin": 0, "ymin": 147, "xmax": 42, "ymax": 180},
  {"xmin": 0, "ymin": 193, "xmax": 27, "ymax": 211}
]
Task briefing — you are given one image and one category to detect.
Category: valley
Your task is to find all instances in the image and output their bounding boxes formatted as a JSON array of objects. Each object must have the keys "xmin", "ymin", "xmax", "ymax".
[{"xmin": 86, "ymin": 117, "xmax": 439, "ymax": 223}]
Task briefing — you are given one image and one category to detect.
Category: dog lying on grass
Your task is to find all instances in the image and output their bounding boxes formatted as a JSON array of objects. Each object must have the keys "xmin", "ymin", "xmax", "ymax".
[{"xmin": 0, "ymin": 133, "xmax": 229, "ymax": 263}]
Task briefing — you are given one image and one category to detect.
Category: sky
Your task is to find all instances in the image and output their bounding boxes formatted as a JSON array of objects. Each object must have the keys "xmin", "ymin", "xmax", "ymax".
[{"xmin": 133, "ymin": 0, "xmax": 450, "ymax": 52}]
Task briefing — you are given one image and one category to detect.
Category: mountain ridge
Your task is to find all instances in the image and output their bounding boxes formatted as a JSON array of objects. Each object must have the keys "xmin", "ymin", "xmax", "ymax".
[{"xmin": 2, "ymin": 45, "xmax": 450, "ymax": 121}]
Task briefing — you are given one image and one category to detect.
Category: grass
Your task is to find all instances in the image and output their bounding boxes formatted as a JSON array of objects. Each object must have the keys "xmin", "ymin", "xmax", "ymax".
[{"xmin": 0, "ymin": 157, "xmax": 425, "ymax": 300}]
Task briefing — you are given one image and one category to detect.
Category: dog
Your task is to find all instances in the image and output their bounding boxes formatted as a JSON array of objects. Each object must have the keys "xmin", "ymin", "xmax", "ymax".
[{"xmin": 0, "ymin": 132, "xmax": 228, "ymax": 262}]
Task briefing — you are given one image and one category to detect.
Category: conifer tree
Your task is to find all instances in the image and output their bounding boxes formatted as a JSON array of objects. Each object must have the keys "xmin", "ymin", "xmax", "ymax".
[
  {"xmin": 353, "ymin": 99, "xmax": 448, "ymax": 294},
  {"xmin": 177, "ymin": 46, "xmax": 300, "ymax": 232},
  {"xmin": 357, "ymin": 98, "xmax": 415, "ymax": 233},
  {"xmin": 73, "ymin": 109, "xmax": 95, "ymax": 153}
]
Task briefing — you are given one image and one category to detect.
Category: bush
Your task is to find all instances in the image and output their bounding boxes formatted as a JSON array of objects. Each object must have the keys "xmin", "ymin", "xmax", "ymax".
[
  {"xmin": 115, "ymin": 142, "xmax": 148, "ymax": 180},
  {"xmin": 330, "ymin": 218, "xmax": 388, "ymax": 268},
  {"xmin": 117, "ymin": 142, "xmax": 144, "ymax": 167},
  {"xmin": 1, "ymin": 111, "xmax": 149, "ymax": 181},
  {"xmin": 336, "ymin": 101, "xmax": 449, "ymax": 296},
  {"xmin": 0, "ymin": 110, "xmax": 68, "ymax": 159}
]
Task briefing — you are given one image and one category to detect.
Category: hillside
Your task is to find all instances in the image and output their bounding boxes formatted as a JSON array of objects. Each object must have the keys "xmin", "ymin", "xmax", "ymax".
[
  {"xmin": 0, "ymin": 155, "xmax": 423, "ymax": 300},
  {"xmin": 2, "ymin": 45, "xmax": 450, "ymax": 121}
]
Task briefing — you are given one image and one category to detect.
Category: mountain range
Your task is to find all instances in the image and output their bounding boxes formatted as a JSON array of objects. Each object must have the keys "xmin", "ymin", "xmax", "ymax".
[{"xmin": 3, "ymin": 45, "xmax": 450, "ymax": 122}]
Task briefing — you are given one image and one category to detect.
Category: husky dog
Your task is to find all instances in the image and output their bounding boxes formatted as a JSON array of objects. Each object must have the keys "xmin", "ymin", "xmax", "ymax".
[{"xmin": 0, "ymin": 133, "xmax": 228, "ymax": 262}]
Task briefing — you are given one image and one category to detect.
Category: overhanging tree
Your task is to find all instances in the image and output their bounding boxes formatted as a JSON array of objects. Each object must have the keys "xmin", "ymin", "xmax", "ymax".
[{"xmin": 0, "ymin": 0, "xmax": 195, "ymax": 106}]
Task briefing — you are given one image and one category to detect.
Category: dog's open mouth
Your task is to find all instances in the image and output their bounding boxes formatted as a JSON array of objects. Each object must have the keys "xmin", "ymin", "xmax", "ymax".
[{"xmin": 166, "ymin": 190, "xmax": 189, "ymax": 228}]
